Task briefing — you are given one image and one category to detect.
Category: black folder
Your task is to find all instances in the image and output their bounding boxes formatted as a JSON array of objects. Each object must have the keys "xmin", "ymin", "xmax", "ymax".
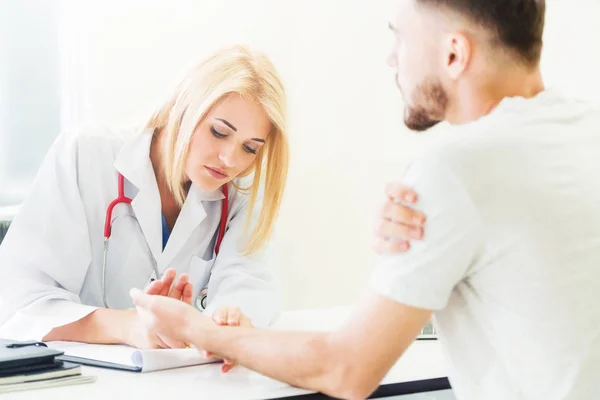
[{"xmin": 0, "ymin": 339, "xmax": 64, "ymax": 375}]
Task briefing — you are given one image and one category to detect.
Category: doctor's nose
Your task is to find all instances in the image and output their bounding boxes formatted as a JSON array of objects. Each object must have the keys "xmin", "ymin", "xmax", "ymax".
[{"xmin": 218, "ymin": 146, "xmax": 237, "ymax": 169}]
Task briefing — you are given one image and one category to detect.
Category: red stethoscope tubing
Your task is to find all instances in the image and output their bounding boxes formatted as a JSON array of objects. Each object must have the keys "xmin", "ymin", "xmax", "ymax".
[{"xmin": 104, "ymin": 173, "xmax": 229, "ymax": 255}]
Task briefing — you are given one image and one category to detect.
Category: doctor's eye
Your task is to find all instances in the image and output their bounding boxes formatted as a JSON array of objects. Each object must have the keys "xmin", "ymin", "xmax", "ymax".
[
  {"xmin": 243, "ymin": 144, "xmax": 257, "ymax": 155},
  {"xmin": 211, "ymin": 126, "xmax": 227, "ymax": 139}
]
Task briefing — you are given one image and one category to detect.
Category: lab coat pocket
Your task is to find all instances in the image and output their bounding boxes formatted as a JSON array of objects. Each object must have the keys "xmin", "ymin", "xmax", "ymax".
[{"xmin": 188, "ymin": 256, "xmax": 215, "ymax": 309}]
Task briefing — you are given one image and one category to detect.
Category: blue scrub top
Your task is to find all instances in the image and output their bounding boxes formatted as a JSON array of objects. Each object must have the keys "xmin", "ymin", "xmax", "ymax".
[{"xmin": 161, "ymin": 214, "xmax": 171, "ymax": 251}]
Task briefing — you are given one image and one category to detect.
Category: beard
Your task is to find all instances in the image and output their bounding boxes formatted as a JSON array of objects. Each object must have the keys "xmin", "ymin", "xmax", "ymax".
[{"xmin": 399, "ymin": 76, "xmax": 449, "ymax": 132}]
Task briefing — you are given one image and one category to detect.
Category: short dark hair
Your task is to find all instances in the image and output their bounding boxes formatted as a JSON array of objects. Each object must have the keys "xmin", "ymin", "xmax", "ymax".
[{"xmin": 417, "ymin": 0, "xmax": 546, "ymax": 65}]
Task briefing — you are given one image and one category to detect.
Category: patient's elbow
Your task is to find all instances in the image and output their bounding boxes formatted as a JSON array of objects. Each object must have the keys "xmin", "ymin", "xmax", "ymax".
[
  {"xmin": 333, "ymin": 382, "xmax": 377, "ymax": 400},
  {"xmin": 322, "ymin": 363, "xmax": 379, "ymax": 400},
  {"xmin": 311, "ymin": 334, "xmax": 380, "ymax": 400}
]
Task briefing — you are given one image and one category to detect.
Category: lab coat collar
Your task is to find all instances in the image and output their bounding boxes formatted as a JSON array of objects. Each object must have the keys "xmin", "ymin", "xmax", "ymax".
[
  {"xmin": 113, "ymin": 129, "xmax": 163, "ymax": 265},
  {"xmin": 159, "ymin": 187, "xmax": 208, "ymax": 268},
  {"xmin": 113, "ymin": 128, "xmax": 156, "ymax": 190}
]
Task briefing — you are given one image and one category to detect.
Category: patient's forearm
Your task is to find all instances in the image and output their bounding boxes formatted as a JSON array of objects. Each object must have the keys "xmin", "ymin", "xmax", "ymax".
[
  {"xmin": 192, "ymin": 326, "xmax": 344, "ymax": 396},
  {"xmin": 42, "ymin": 308, "xmax": 133, "ymax": 344}
]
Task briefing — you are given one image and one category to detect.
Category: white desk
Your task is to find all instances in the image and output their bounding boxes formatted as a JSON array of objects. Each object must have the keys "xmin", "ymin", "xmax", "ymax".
[{"xmin": 0, "ymin": 307, "xmax": 455, "ymax": 400}]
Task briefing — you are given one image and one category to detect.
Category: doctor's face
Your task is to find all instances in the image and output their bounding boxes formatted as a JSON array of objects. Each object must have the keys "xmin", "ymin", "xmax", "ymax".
[{"xmin": 185, "ymin": 94, "xmax": 271, "ymax": 192}]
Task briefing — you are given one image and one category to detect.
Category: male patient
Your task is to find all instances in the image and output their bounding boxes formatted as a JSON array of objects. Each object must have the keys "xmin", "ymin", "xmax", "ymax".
[{"xmin": 130, "ymin": 1, "xmax": 600, "ymax": 399}]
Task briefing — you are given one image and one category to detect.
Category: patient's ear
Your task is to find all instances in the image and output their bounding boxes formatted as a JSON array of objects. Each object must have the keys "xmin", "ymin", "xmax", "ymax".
[{"xmin": 444, "ymin": 32, "xmax": 471, "ymax": 80}]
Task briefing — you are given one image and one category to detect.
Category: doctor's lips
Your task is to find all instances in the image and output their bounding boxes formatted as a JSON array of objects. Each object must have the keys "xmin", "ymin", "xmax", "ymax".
[{"xmin": 205, "ymin": 166, "xmax": 228, "ymax": 179}]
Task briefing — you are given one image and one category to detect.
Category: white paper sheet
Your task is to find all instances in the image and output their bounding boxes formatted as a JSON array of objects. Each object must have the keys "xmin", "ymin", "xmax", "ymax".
[{"xmin": 47, "ymin": 342, "xmax": 216, "ymax": 372}]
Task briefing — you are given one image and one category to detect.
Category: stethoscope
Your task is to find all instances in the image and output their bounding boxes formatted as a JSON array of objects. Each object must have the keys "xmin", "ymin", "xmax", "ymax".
[{"xmin": 101, "ymin": 172, "xmax": 229, "ymax": 309}]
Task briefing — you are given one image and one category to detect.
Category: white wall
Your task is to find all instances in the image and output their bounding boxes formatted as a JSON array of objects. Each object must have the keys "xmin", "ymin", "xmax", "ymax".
[
  {"xmin": 29, "ymin": 0, "xmax": 600, "ymax": 310},
  {"xmin": 541, "ymin": 0, "xmax": 600, "ymax": 104},
  {"xmin": 0, "ymin": 0, "xmax": 61, "ymax": 207}
]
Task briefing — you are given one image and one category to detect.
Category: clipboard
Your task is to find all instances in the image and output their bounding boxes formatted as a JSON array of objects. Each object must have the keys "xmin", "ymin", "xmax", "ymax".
[{"xmin": 46, "ymin": 342, "xmax": 217, "ymax": 373}]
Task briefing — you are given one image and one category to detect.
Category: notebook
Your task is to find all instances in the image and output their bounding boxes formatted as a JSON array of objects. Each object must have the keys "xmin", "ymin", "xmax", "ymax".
[
  {"xmin": 0, "ymin": 361, "xmax": 81, "ymax": 385},
  {"xmin": 0, "ymin": 340, "xmax": 96, "ymax": 393},
  {"xmin": 0, "ymin": 339, "xmax": 64, "ymax": 373},
  {"xmin": 46, "ymin": 342, "xmax": 217, "ymax": 372},
  {"xmin": 0, "ymin": 375, "xmax": 97, "ymax": 394}
]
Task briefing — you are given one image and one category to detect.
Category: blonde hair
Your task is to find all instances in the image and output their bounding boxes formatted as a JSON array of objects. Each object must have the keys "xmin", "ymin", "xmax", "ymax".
[{"xmin": 146, "ymin": 45, "xmax": 289, "ymax": 255}]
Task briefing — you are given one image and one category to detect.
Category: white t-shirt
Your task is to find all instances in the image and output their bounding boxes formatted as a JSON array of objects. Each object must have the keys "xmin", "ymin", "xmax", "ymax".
[{"xmin": 371, "ymin": 89, "xmax": 600, "ymax": 400}]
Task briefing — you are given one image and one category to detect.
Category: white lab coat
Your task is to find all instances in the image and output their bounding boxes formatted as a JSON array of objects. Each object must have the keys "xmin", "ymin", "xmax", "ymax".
[{"xmin": 0, "ymin": 126, "xmax": 280, "ymax": 340}]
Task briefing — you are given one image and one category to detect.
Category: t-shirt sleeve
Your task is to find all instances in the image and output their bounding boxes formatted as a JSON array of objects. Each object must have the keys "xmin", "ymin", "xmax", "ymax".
[{"xmin": 370, "ymin": 153, "xmax": 484, "ymax": 310}]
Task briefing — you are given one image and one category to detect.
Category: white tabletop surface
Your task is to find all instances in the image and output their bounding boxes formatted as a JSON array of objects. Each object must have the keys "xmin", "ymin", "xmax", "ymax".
[{"xmin": 0, "ymin": 307, "xmax": 455, "ymax": 400}]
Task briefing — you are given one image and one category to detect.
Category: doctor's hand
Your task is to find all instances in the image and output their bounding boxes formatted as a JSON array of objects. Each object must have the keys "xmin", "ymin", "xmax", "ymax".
[
  {"xmin": 205, "ymin": 306, "xmax": 254, "ymax": 373},
  {"xmin": 145, "ymin": 268, "xmax": 194, "ymax": 305},
  {"xmin": 374, "ymin": 183, "xmax": 426, "ymax": 254}
]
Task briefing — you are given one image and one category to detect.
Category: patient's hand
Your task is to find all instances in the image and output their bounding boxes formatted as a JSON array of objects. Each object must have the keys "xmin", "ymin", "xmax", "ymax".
[
  {"xmin": 206, "ymin": 306, "xmax": 254, "ymax": 373},
  {"xmin": 130, "ymin": 289, "xmax": 207, "ymax": 348},
  {"xmin": 132, "ymin": 282, "xmax": 253, "ymax": 371},
  {"xmin": 374, "ymin": 183, "xmax": 426, "ymax": 254},
  {"xmin": 124, "ymin": 268, "xmax": 194, "ymax": 349},
  {"xmin": 125, "ymin": 308, "xmax": 189, "ymax": 350}
]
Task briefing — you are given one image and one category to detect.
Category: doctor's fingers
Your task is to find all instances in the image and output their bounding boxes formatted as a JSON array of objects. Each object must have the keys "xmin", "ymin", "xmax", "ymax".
[
  {"xmin": 168, "ymin": 273, "xmax": 190, "ymax": 302},
  {"xmin": 221, "ymin": 359, "xmax": 237, "ymax": 373},
  {"xmin": 385, "ymin": 183, "xmax": 419, "ymax": 204},
  {"xmin": 239, "ymin": 313, "xmax": 253, "ymax": 328},
  {"xmin": 158, "ymin": 334, "xmax": 188, "ymax": 349},
  {"xmin": 226, "ymin": 308, "xmax": 241, "ymax": 326},
  {"xmin": 373, "ymin": 237, "xmax": 410, "ymax": 255},
  {"xmin": 181, "ymin": 282, "xmax": 194, "ymax": 305},
  {"xmin": 145, "ymin": 279, "xmax": 165, "ymax": 295},
  {"xmin": 376, "ymin": 219, "xmax": 423, "ymax": 240},
  {"xmin": 213, "ymin": 307, "xmax": 230, "ymax": 325},
  {"xmin": 213, "ymin": 307, "xmax": 241, "ymax": 326},
  {"xmin": 201, "ymin": 351, "xmax": 237, "ymax": 373},
  {"xmin": 158, "ymin": 269, "xmax": 177, "ymax": 296},
  {"xmin": 380, "ymin": 198, "xmax": 426, "ymax": 227}
]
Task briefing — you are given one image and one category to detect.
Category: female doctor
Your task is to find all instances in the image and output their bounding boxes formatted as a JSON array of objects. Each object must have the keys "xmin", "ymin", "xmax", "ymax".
[{"xmin": 0, "ymin": 45, "xmax": 289, "ymax": 351}]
